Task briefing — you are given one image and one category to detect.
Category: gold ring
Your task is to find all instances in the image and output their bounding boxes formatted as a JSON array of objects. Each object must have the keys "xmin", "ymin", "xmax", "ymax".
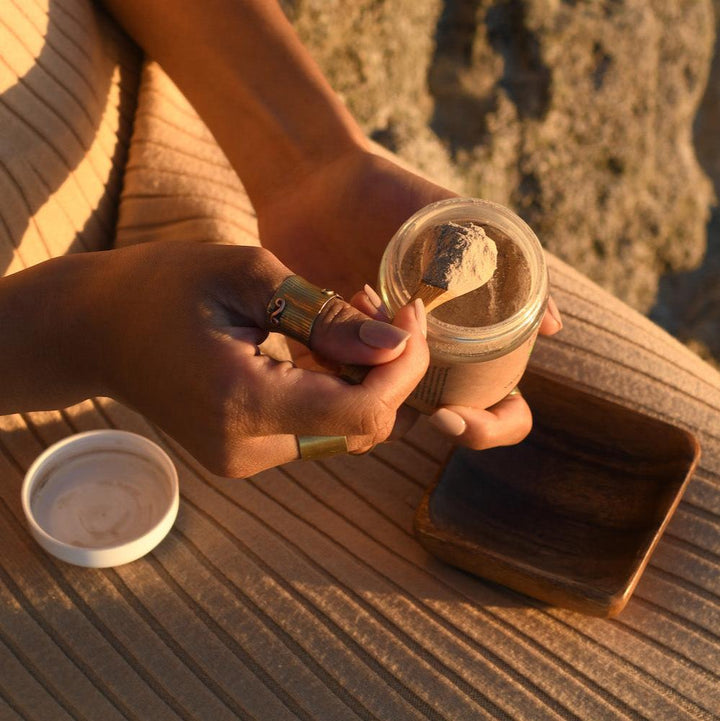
[
  {"xmin": 297, "ymin": 435, "xmax": 349, "ymax": 460},
  {"xmin": 506, "ymin": 386, "xmax": 522, "ymax": 397},
  {"xmin": 267, "ymin": 275, "xmax": 342, "ymax": 346}
]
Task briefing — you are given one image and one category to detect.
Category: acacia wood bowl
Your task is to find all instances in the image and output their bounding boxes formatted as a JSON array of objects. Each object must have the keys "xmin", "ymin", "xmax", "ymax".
[{"xmin": 414, "ymin": 370, "xmax": 701, "ymax": 616}]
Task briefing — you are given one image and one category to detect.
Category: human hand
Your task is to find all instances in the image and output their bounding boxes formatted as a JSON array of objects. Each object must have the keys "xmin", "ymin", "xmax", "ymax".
[
  {"xmin": 255, "ymin": 148, "xmax": 457, "ymax": 299},
  {"xmin": 96, "ymin": 0, "xmax": 559, "ymax": 453},
  {"xmin": 84, "ymin": 241, "xmax": 428, "ymax": 477},
  {"xmin": 257, "ymin": 147, "xmax": 563, "ymax": 450}
]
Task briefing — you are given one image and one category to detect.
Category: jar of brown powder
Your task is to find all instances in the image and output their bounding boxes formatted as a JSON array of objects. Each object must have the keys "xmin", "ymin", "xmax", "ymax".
[{"xmin": 378, "ymin": 198, "xmax": 548, "ymax": 413}]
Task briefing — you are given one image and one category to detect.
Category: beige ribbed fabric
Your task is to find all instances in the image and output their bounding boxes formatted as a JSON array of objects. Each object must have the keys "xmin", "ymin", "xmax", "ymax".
[
  {"xmin": 1, "ymin": 2, "xmax": 719, "ymax": 720},
  {"xmin": 0, "ymin": 0, "xmax": 140, "ymax": 274},
  {"xmin": 115, "ymin": 60, "xmax": 259, "ymax": 249}
]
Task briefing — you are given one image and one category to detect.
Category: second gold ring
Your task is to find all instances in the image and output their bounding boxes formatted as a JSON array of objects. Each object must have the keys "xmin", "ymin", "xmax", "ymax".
[{"xmin": 297, "ymin": 435, "xmax": 349, "ymax": 461}]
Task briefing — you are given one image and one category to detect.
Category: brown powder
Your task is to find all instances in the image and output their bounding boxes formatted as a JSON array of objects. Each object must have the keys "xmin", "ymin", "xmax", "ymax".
[
  {"xmin": 401, "ymin": 221, "xmax": 531, "ymax": 327},
  {"xmin": 421, "ymin": 222, "xmax": 497, "ymax": 296}
]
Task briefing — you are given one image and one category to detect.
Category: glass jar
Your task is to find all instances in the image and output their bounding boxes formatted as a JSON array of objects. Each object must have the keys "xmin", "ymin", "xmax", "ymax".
[{"xmin": 378, "ymin": 198, "xmax": 548, "ymax": 413}]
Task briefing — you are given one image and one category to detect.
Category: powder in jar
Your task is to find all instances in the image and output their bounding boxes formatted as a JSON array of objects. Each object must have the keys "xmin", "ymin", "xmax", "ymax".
[
  {"xmin": 379, "ymin": 198, "xmax": 548, "ymax": 412},
  {"xmin": 402, "ymin": 221, "xmax": 531, "ymax": 327},
  {"xmin": 421, "ymin": 221, "xmax": 497, "ymax": 298}
]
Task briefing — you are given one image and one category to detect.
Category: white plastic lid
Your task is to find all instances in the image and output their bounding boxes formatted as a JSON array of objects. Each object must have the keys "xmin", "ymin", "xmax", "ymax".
[{"xmin": 22, "ymin": 430, "xmax": 179, "ymax": 568}]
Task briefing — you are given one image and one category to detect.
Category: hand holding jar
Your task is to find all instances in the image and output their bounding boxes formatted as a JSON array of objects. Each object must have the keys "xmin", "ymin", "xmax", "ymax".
[{"xmin": 369, "ymin": 197, "xmax": 563, "ymax": 449}]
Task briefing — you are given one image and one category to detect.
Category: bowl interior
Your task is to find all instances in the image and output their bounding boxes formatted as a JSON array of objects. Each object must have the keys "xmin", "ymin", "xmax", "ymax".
[
  {"xmin": 416, "ymin": 370, "xmax": 700, "ymax": 614},
  {"xmin": 23, "ymin": 430, "xmax": 179, "ymax": 567}
]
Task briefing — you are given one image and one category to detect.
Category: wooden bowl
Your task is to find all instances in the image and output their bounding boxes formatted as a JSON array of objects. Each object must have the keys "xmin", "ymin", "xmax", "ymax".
[{"xmin": 414, "ymin": 370, "xmax": 701, "ymax": 616}]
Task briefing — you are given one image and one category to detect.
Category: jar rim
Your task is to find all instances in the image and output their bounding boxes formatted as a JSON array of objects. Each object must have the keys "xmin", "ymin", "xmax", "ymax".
[{"xmin": 379, "ymin": 197, "xmax": 548, "ymax": 359}]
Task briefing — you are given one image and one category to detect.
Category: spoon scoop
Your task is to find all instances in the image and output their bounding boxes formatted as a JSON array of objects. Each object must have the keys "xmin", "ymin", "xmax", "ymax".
[{"xmin": 410, "ymin": 221, "xmax": 497, "ymax": 312}]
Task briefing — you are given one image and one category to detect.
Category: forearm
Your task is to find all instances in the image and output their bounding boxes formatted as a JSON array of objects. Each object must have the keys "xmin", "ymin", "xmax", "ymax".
[
  {"xmin": 100, "ymin": 0, "xmax": 368, "ymax": 209},
  {"xmin": 0, "ymin": 255, "xmax": 105, "ymax": 414}
]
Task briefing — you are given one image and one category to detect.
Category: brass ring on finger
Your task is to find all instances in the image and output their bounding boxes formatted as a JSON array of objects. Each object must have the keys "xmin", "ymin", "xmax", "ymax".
[
  {"xmin": 267, "ymin": 275, "xmax": 342, "ymax": 347},
  {"xmin": 296, "ymin": 435, "xmax": 349, "ymax": 461}
]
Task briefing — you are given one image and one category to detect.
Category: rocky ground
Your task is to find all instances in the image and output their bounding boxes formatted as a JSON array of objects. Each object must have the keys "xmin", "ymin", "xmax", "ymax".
[
  {"xmin": 651, "ymin": 3, "xmax": 720, "ymax": 367},
  {"xmin": 283, "ymin": 0, "xmax": 719, "ymax": 365}
]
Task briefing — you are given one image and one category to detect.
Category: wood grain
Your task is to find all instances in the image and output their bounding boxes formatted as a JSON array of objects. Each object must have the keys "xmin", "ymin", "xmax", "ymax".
[{"xmin": 414, "ymin": 369, "xmax": 701, "ymax": 616}]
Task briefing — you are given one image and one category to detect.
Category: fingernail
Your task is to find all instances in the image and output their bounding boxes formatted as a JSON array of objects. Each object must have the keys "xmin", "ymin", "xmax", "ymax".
[
  {"xmin": 546, "ymin": 295, "xmax": 563, "ymax": 330},
  {"xmin": 413, "ymin": 298, "xmax": 427, "ymax": 338},
  {"xmin": 359, "ymin": 319, "xmax": 410, "ymax": 349},
  {"xmin": 429, "ymin": 408, "xmax": 467, "ymax": 437},
  {"xmin": 363, "ymin": 283, "xmax": 384, "ymax": 312}
]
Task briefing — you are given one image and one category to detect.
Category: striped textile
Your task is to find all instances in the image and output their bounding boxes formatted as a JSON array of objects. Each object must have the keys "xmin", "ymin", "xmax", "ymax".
[
  {"xmin": 0, "ymin": 0, "xmax": 140, "ymax": 273},
  {"xmin": 1, "ymin": 1, "xmax": 719, "ymax": 719},
  {"xmin": 115, "ymin": 60, "xmax": 260, "ymax": 250}
]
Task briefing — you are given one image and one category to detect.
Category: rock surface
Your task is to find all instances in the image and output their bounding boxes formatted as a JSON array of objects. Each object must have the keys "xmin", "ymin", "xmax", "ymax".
[
  {"xmin": 284, "ymin": 0, "xmax": 717, "ymax": 357},
  {"xmin": 651, "ymin": 0, "xmax": 720, "ymax": 367}
]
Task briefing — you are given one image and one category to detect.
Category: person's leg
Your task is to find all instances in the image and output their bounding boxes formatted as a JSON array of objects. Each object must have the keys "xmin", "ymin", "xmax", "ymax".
[
  {"xmin": 536, "ymin": 253, "xmax": 720, "ymax": 471},
  {"xmin": 0, "ymin": 0, "xmax": 141, "ymax": 277},
  {"xmin": 114, "ymin": 60, "xmax": 293, "ymax": 362},
  {"xmin": 114, "ymin": 61, "xmax": 261, "ymax": 250}
]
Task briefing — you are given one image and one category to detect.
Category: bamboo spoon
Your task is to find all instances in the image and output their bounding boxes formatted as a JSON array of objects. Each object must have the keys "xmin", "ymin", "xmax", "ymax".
[{"xmin": 408, "ymin": 221, "xmax": 497, "ymax": 313}]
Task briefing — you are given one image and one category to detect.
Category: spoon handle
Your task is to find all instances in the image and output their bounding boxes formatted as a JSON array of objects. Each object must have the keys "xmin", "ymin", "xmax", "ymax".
[{"xmin": 409, "ymin": 282, "xmax": 452, "ymax": 313}]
